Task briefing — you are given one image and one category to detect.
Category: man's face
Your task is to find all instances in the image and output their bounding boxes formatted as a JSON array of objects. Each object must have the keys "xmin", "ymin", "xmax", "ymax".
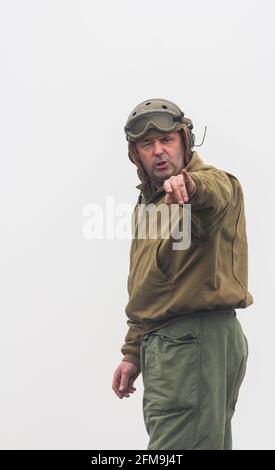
[{"xmin": 135, "ymin": 130, "xmax": 186, "ymax": 188}]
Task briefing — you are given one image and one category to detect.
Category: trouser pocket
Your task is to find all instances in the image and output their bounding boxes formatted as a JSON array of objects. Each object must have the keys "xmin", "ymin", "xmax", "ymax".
[{"xmin": 143, "ymin": 328, "xmax": 200, "ymax": 413}]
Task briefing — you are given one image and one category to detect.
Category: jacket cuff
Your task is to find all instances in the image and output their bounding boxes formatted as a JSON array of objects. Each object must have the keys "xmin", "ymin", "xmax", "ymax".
[{"xmin": 122, "ymin": 354, "xmax": 141, "ymax": 370}]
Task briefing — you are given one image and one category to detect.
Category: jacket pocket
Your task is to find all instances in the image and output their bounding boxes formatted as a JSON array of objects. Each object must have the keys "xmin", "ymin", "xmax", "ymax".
[{"xmin": 153, "ymin": 238, "xmax": 172, "ymax": 283}]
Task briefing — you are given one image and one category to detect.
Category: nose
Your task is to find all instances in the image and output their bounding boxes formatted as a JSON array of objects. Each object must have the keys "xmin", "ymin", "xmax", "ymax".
[{"xmin": 153, "ymin": 140, "xmax": 165, "ymax": 156}]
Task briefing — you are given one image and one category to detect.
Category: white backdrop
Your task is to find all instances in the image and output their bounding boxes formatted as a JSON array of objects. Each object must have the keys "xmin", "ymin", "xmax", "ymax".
[{"xmin": 0, "ymin": 0, "xmax": 274, "ymax": 450}]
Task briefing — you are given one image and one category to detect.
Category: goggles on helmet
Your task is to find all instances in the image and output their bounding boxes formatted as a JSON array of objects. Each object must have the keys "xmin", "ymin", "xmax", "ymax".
[{"xmin": 124, "ymin": 110, "xmax": 185, "ymax": 142}]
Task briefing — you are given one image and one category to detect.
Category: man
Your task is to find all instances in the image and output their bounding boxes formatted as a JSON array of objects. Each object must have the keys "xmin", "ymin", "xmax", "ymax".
[{"xmin": 112, "ymin": 98, "xmax": 253, "ymax": 450}]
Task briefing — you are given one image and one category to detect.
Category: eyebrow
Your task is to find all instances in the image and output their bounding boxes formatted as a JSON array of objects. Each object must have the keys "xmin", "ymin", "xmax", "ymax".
[{"xmin": 140, "ymin": 134, "xmax": 173, "ymax": 144}]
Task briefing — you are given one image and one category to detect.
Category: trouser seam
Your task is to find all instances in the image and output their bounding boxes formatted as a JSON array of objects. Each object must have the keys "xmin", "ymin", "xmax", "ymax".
[{"xmin": 192, "ymin": 316, "xmax": 202, "ymax": 449}]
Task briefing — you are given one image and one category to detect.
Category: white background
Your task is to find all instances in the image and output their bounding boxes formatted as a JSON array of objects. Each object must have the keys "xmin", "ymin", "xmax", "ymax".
[{"xmin": 0, "ymin": 0, "xmax": 274, "ymax": 450}]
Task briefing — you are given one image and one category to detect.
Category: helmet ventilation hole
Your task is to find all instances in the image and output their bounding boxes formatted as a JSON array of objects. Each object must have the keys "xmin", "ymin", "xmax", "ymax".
[
  {"xmin": 145, "ymin": 102, "xmax": 151, "ymax": 105},
  {"xmin": 162, "ymin": 105, "xmax": 168, "ymax": 109}
]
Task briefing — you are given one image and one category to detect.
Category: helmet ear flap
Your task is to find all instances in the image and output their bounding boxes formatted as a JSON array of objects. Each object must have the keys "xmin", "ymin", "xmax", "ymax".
[
  {"xmin": 189, "ymin": 126, "xmax": 195, "ymax": 148},
  {"xmin": 189, "ymin": 128, "xmax": 195, "ymax": 148},
  {"xmin": 128, "ymin": 141, "xmax": 150, "ymax": 183},
  {"xmin": 178, "ymin": 124, "xmax": 195, "ymax": 166},
  {"xmin": 180, "ymin": 117, "xmax": 195, "ymax": 149},
  {"xmin": 184, "ymin": 120, "xmax": 195, "ymax": 148},
  {"xmin": 128, "ymin": 151, "xmax": 134, "ymax": 163}
]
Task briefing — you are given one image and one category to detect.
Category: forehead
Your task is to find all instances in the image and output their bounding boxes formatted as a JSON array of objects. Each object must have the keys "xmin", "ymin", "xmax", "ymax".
[{"xmin": 136, "ymin": 130, "xmax": 179, "ymax": 144}]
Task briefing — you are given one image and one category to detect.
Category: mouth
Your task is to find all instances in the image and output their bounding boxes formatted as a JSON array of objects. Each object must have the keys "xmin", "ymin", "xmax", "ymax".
[{"xmin": 154, "ymin": 161, "xmax": 169, "ymax": 170}]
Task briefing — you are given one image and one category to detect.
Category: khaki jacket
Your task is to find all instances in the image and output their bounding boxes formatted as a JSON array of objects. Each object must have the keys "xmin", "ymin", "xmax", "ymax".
[{"xmin": 121, "ymin": 151, "xmax": 253, "ymax": 370}]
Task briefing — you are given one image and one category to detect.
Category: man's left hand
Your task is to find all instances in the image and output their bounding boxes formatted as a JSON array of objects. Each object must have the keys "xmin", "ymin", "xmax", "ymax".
[{"xmin": 163, "ymin": 169, "xmax": 196, "ymax": 205}]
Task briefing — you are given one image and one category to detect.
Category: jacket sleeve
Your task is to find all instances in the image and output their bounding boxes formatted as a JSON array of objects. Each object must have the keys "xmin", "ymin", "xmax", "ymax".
[
  {"xmin": 121, "ymin": 318, "xmax": 143, "ymax": 370},
  {"xmin": 187, "ymin": 168, "xmax": 233, "ymax": 239}
]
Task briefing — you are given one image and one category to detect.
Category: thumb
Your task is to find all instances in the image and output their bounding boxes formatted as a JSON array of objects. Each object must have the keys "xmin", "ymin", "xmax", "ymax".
[
  {"xmin": 181, "ymin": 168, "xmax": 189, "ymax": 179},
  {"xmin": 119, "ymin": 373, "xmax": 129, "ymax": 391},
  {"xmin": 181, "ymin": 169, "xmax": 194, "ymax": 191},
  {"xmin": 181, "ymin": 169, "xmax": 191, "ymax": 183}
]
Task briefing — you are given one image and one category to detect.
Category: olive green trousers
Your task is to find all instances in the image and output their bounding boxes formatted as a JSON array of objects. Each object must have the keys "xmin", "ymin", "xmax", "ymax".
[{"xmin": 140, "ymin": 309, "xmax": 248, "ymax": 450}]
